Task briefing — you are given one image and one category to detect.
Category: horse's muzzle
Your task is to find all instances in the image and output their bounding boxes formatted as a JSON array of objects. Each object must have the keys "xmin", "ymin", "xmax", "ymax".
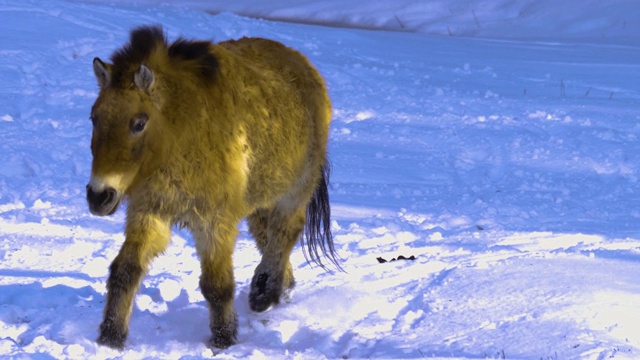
[{"xmin": 86, "ymin": 185, "xmax": 121, "ymax": 216}]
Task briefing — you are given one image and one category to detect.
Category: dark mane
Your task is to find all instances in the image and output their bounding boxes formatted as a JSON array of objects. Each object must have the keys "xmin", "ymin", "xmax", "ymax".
[
  {"xmin": 169, "ymin": 38, "xmax": 219, "ymax": 81},
  {"xmin": 110, "ymin": 26, "xmax": 166, "ymax": 88},
  {"xmin": 108, "ymin": 25, "xmax": 218, "ymax": 88}
]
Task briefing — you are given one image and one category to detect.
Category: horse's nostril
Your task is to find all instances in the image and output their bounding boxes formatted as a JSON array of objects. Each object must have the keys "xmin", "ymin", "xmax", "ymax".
[
  {"xmin": 87, "ymin": 185, "xmax": 120, "ymax": 216},
  {"xmin": 87, "ymin": 185, "xmax": 117, "ymax": 207},
  {"xmin": 103, "ymin": 188, "xmax": 116, "ymax": 206}
]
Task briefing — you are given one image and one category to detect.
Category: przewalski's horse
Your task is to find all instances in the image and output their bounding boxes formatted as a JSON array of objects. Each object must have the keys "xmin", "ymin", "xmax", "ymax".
[{"xmin": 86, "ymin": 25, "xmax": 339, "ymax": 350}]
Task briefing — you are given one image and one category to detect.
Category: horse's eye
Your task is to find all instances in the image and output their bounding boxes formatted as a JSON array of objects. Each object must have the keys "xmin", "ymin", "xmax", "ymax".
[
  {"xmin": 130, "ymin": 114, "xmax": 148, "ymax": 134},
  {"xmin": 90, "ymin": 115, "xmax": 96, "ymax": 127}
]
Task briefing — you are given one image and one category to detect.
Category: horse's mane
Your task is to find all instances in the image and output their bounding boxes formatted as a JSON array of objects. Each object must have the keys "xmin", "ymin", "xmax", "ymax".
[{"xmin": 109, "ymin": 25, "xmax": 219, "ymax": 88}]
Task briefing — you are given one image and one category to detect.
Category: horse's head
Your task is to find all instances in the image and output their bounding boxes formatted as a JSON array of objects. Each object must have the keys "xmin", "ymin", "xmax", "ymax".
[{"xmin": 87, "ymin": 57, "xmax": 161, "ymax": 216}]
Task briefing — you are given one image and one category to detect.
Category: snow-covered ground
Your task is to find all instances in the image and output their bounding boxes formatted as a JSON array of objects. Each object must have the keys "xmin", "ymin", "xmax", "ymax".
[{"xmin": 1, "ymin": 0, "xmax": 640, "ymax": 359}]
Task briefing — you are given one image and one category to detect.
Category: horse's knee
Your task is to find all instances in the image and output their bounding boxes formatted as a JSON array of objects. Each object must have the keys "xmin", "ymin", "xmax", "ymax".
[
  {"xmin": 199, "ymin": 275, "xmax": 235, "ymax": 305},
  {"xmin": 107, "ymin": 255, "xmax": 143, "ymax": 292}
]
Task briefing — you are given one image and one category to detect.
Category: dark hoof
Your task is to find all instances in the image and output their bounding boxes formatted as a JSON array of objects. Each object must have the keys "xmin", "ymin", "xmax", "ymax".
[
  {"xmin": 209, "ymin": 324, "xmax": 237, "ymax": 349},
  {"xmin": 208, "ymin": 334, "xmax": 236, "ymax": 349},
  {"xmin": 249, "ymin": 272, "xmax": 281, "ymax": 312},
  {"xmin": 97, "ymin": 321, "xmax": 127, "ymax": 350}
]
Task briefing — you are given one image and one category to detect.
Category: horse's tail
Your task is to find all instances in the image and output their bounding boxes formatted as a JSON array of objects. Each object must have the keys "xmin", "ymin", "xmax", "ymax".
[{"xmin": 303, "ymin": 160, "xmax": 343, "ymax": 271}]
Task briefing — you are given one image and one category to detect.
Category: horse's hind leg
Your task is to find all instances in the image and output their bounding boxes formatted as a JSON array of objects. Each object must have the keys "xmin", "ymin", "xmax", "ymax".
[
  {"xmin": 98, "ymin": 213, "xmax": 171, "ymax": 349},
  {"xmin": 247, "ymin": 205, "xmax": 305, "ymax": 312},
  {"xmin": 248, "ymin": 208, "xmax": 297, "ymax": 291}
]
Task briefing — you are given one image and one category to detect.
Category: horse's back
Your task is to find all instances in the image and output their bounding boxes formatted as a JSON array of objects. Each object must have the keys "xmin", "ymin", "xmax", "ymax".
[
  {"xmin": 215, "ymin": 37, "xmax": 331, "ymax": 209},
  {"xmin": 218, "ymin": 37, "xmax": 330, "ymax": 124},
  {"xmin": 218, "ymin": 37, "xmax": 308, "ymax": 74},
  {"xmin": 227, "ymin": 37, "xmax": 331, "ymax": 162}
]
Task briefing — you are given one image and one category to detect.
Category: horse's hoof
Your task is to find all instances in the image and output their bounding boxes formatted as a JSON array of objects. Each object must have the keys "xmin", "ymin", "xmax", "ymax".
[
  {"xmin": 97, "ymin": 321, "xmax": 127, "ymax": 350},
  {"xmin": 249, "ymin": 272, "xmax": 281, "ymax": 312},
  {"xmin": 208, "ymin": 314, "xmax": 238, "ymax": 350},
  {"xmin": 208, "ymin": 329, "xmax": 236, "ymax": 349}
]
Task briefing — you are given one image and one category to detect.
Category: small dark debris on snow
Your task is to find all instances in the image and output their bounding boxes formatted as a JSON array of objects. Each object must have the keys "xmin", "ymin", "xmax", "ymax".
[{"xmin": 376, "ymin": 255, "xmax": 417, "ymax": 263}]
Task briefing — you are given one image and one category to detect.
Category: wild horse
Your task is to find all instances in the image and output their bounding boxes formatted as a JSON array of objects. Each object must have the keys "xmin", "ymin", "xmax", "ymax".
[{"xmin": 86, "ymin": 25, "xmax": 338, "ymax": 349}]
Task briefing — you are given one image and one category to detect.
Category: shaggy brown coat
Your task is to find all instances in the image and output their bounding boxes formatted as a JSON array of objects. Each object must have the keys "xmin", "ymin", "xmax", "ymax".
[{"xmin": 86, "ymin": 25, "xmax": 336, "ymax": 350}]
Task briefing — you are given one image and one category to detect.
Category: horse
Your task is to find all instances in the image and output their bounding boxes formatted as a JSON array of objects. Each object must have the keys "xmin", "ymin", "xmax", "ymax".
[{"xmin": 86, "ymin": 25, "xmax": 339, "ymax": 350}]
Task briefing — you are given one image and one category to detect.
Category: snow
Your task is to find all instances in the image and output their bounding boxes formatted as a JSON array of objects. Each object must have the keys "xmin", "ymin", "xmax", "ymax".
[{"xmin": 1, "ymin": 0, "xmax": 640, "ymax": 359}]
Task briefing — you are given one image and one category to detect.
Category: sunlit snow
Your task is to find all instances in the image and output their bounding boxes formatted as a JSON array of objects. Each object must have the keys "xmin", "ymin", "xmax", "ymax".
[{"xmin": 1, "ymin": 0, "xmax": 640, "ymax": 359}]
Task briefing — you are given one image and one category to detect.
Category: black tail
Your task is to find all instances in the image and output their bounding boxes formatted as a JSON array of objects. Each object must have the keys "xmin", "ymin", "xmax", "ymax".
[{"xmin": 303, "ymin": 161, "xmax": 343, "ymax": 271}]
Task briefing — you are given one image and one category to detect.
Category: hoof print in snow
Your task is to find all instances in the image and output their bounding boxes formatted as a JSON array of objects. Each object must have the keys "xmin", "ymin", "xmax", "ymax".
[{"xmin": 376, "ymin": 255, "xmax": 417, "ymax": 263}]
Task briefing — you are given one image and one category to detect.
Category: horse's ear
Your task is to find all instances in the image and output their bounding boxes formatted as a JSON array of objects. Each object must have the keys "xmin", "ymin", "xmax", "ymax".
[
  {"xmin": 134, "ymin": 64, "xmax": 155, "ymax": 92},
  {"xmin": 93, "ymin": 57, "xmax": 111, "ymax": 88}
]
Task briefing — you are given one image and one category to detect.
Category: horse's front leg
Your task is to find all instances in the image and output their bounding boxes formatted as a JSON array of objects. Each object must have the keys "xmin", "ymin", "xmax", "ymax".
[
  {"xmin": 97, "ymin": 212, "xmax": 171, "ymax": 349},
  {"xmin": 193, "ymin": 222, "xmax": 238, "ymax": 349}
]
